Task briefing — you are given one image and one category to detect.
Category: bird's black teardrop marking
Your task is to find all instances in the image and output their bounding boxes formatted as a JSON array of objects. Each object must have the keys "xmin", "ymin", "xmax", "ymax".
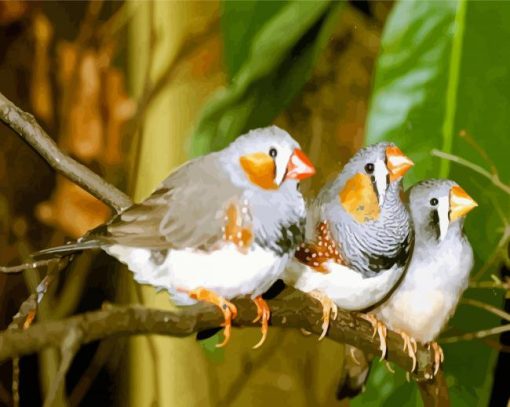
[{"xmin": 428, "ymin": 209, "xmax": 441, "ymax": 241}]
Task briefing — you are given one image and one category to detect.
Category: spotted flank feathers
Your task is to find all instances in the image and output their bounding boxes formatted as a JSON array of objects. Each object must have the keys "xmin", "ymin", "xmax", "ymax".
[
  {"xmin": 294, "ymin": 221, "xmax": 344, "ymax": 272},
  {"xmin": 222, "ymin": 200, "xmax": 253, "ymax": 251}
]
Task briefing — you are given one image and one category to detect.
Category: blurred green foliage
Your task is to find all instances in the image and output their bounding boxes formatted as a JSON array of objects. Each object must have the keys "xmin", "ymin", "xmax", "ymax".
[
  {"xmin": 189, "ymin": 0, "xmax": 342, "ymax": 157},
  {"xmin": 359, "ymin": 0, "xmax": 510, "ymax": 405},
  {"xmin": 189, "ymin": 0, "xmax": 509, "ymax": 404}
]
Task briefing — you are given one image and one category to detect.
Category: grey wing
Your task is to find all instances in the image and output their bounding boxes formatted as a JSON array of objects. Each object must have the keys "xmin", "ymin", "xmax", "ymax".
[{"xmin": 92, "ymin": 155, "xmax": 243, "ymax": 250}]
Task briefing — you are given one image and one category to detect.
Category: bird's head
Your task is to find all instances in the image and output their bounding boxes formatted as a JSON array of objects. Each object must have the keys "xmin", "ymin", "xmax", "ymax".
[
  {"xmin": 336, "ymin": 142, "xmax": 413, "ymax": 223},
  {"xmin": 228, "ymin": 126, "xmax": 315, "ymax": 190},
  {"xmin": 409, "ymin": 179, "xmax": 477, "ymax": 242}
]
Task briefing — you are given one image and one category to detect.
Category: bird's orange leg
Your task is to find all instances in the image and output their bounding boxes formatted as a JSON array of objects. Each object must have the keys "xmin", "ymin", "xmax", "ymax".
[
  {"xmin": 252, "ymin": 296, "xmax": 270, "ymax": 349},
  {"xmin": 360, "ymin": 313, "xmax": 387, "ymax": 360},
  {"xmin": 429, "ymin": 341, "xmax": 444, "ymax": 376},
  {"xmin": 309, "ymin": 290, "xmax": 338, "ymax": 340},
  {"xmin": 396, "ymin": 330, "xmax": 418, "ymax": 372},
  {"xmin": 188, "ymin": 288, "xmax": 237, "ymax": 348}
]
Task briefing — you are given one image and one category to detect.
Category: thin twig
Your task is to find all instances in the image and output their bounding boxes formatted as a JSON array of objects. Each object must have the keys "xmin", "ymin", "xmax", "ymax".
[
  {"xmin": 440, "ymin": 324, "xmax": 510, "ymax": 344},
  {"xmin": 0, "ymin": 258, "xmax": 59, "ymax": 274},
  {"xmin": 43, "ymin": 328, "xmax": 82, "ymax": 407},
  {"xmin": 431, "ymin": 149, "xmax": 510, "ymax": 195},
  {"xmin": 0, "ymin": 92, "xmax": 132, "ymax": 212},
  {"xmin": 461, "ymin": 298, "xmax": 510, "ymax": 322},
  {"xmin": 469, "ymin": 275, "xmax": 510, "ymax": 290},
  {"xmin": 458, "ymin": 129, "xmax": 498, "ymax": 175},
  {"xmin": 69, "ymin": 339, "xmax": 116, "ymax": 407}
]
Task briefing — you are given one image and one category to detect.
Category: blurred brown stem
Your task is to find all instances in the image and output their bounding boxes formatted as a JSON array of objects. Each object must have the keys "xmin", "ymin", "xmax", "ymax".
[{"xmin": 128, "ymin": 13, "xmax": 220, "ymax": 143}]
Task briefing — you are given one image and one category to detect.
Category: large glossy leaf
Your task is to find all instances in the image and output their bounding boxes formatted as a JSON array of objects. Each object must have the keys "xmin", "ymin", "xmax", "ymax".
[
  {"xmin": 354, "ymin": 0, "xmax": 510, "ymax": 405},
  {"xmin": 189, "ymin": 0, "xmax": 342, "ymax": 157},
  {"xmin": 221, "ymin": 1, "xmax": 286, "ymax": 79}
]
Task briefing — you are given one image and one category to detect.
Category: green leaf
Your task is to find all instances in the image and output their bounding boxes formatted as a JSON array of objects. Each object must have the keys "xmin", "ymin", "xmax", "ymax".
[
  {"xmin": 189, "ymin": 0, "xmax": 342, "ymax": 157},
  {"xmin": 221, "ymin": 1, "xmax": 286, "ymax": 79},
  {"xmin": 358, "ymin": 0, "xmax": 510, "ymax": 405}
]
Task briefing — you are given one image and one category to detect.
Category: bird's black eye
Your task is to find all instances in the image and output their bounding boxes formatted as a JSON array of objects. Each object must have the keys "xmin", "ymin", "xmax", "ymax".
[
  {"xmin": 430, "ymin": 198, "xmax": 438, "ymax": 206},
  {"xmin": 365, "ymin": 163, "xmax": 374, "ymax": 174},
  {"xmin": 269, "ymin": 147, "xmax": 277, "ymax": 158}
]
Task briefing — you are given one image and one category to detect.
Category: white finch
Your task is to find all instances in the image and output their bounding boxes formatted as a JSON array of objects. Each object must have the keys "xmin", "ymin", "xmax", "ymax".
[
  {"xmin": 34, "ymin": 126, "xmax": 315, "ymax": 348},
  {"xmin": 337, "ymin": 179, "xmax": 477, "ymax": 400},
  {"xmin": 284, "ymin": 142, "xmax": 414, "ymax": 345},
  {"xmin": 374, "ymin": 179, "xmax": 477, "ymax": 372}
]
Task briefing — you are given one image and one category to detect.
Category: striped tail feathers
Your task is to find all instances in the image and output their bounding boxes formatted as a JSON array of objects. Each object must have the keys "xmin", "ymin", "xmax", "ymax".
[{"xmin": 31, "ymin": 240, "xmax": 102, "ymax": 260}]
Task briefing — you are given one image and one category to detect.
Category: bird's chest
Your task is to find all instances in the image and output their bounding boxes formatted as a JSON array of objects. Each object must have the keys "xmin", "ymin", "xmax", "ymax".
[{"xmin": 376, "ymin": 242, "xmax": 472, "ymax": 342}]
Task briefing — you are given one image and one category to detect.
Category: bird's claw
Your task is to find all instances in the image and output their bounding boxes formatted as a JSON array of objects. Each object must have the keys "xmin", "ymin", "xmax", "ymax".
[
  {"xmin": 360, "ymin": 313, "xmax": 387, "ymax": 360},
  {"xmin": 430, "ymin": 342, "xmax": 444, "ymax": 376},
  {"xmin": 188, "ymin": 288, "xmax": 237, "ymax": 348},
  {"xmin": 309, "ymin": 290, "xmax": 337, "ymax": 341},
  {"xmin": 397, "ymin": 330, "xmax": 417, "ymax": 373},
  {"xmin": 252, "ymin": 296, "xmax": 270, "ymax": 349}
]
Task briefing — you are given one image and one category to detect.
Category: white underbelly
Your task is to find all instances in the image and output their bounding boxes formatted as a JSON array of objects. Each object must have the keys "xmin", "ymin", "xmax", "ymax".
[
  {"xmin": 106, "ymin": 244, "xmax": 287, "ymax": 305},
  {"xmin": 283, "ymin": 258, "xmax": 404, "ymax": 311},
  {"xmin": 374, "ymin": 289, "xmax": 447, "ymax": 342}
]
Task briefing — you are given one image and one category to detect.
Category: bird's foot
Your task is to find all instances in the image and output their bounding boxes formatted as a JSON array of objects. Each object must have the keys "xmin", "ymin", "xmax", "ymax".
[
  {"xmin": 188, "ymin": 288, "xmax": 237, "ymax": 348},
  {"xmin": 384, "ymin": 361, "xmax": 395, "ymax": 374},
  {"xmin": 309, "ymin": 290, "xmax": 338, "ymax": 340},
  {"xmin": 396, "ymin": 330, "xmax": 417, "ymax": 372},
  {"xmin": 359, "ymin": 313, "xmax": 387, "ymax": 360},
  {"xmin": 429, "ymin": 341, "xmax": 444, "ymax": 376},
  {"xmin": 252, "ymin": 296, "xmax": 270, "ymax": 349},
  {"xmin": 349, "ymin": 345, "xmax": 361, "ymax": 365}
]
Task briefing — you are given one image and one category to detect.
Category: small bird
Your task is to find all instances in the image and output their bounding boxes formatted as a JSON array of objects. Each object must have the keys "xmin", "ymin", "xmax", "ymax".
[
  {"xmin": 284, "ymin": 142, "xmax": 414, "ymax": 344},
  {"xmin": 34, "ymin": 126, "xmax": 315, "ymax": 348},
  {"xmin": 337, "ymin": 179, "xmax": 477, "ymax": 400},
  {"xmin": 374, "ymin": 179, "xmax": 477, "ymax": 373}
]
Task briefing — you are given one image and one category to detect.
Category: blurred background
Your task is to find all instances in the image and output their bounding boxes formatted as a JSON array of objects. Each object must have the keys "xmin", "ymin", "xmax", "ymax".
[{"xmin": 0, "ymin": 0, "xmax": 509, "ymax": 406}]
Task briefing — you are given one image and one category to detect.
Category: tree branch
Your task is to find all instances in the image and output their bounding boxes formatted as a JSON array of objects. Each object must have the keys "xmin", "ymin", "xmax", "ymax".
[
  {"xmin": 0, "ymin": 92, "xmax": 132, "ymax": 212},
  {"xmin": 0, "ymin": 288, "xmax": 438, "ymax": 382},
  {"xmin": 417, "ymin": 370, "xmax": 450, "ymax": 407}
]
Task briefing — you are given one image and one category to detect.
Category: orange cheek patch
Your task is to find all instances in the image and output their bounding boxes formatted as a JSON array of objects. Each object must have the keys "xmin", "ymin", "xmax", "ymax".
[
  {"xmin": 339, "ymin": 173, "xmax": 380, "ymax": 223},
  {"xmin": 223, "ymin": 202, "xmax": 253, "ymax": 252},
  {"xmin": 294, "ymin": 221, "xmax": 344, "ymax": 273},
  {"xmin": 240, "ymin": 153, "xmax": 277, "ymax": 190}
]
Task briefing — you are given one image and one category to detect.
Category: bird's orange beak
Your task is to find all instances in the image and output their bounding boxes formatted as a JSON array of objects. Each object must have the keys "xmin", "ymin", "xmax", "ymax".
[
  {"xmin": 285, "ymin": 149, "xmax": 316, "ymax": 181},
  {"xmin": 449, "ymin": 185, "xmax": 477, "ymax": 222},
  {"xmin": 386, "ymin": 146, "xmax": 414, "ymax": 181}
]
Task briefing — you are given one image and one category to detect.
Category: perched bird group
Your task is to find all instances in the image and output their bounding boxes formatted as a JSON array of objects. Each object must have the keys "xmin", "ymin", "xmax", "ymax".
[{"xmin": 34, "ymin": 126, "xmax": 477, "ymax": 383}]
